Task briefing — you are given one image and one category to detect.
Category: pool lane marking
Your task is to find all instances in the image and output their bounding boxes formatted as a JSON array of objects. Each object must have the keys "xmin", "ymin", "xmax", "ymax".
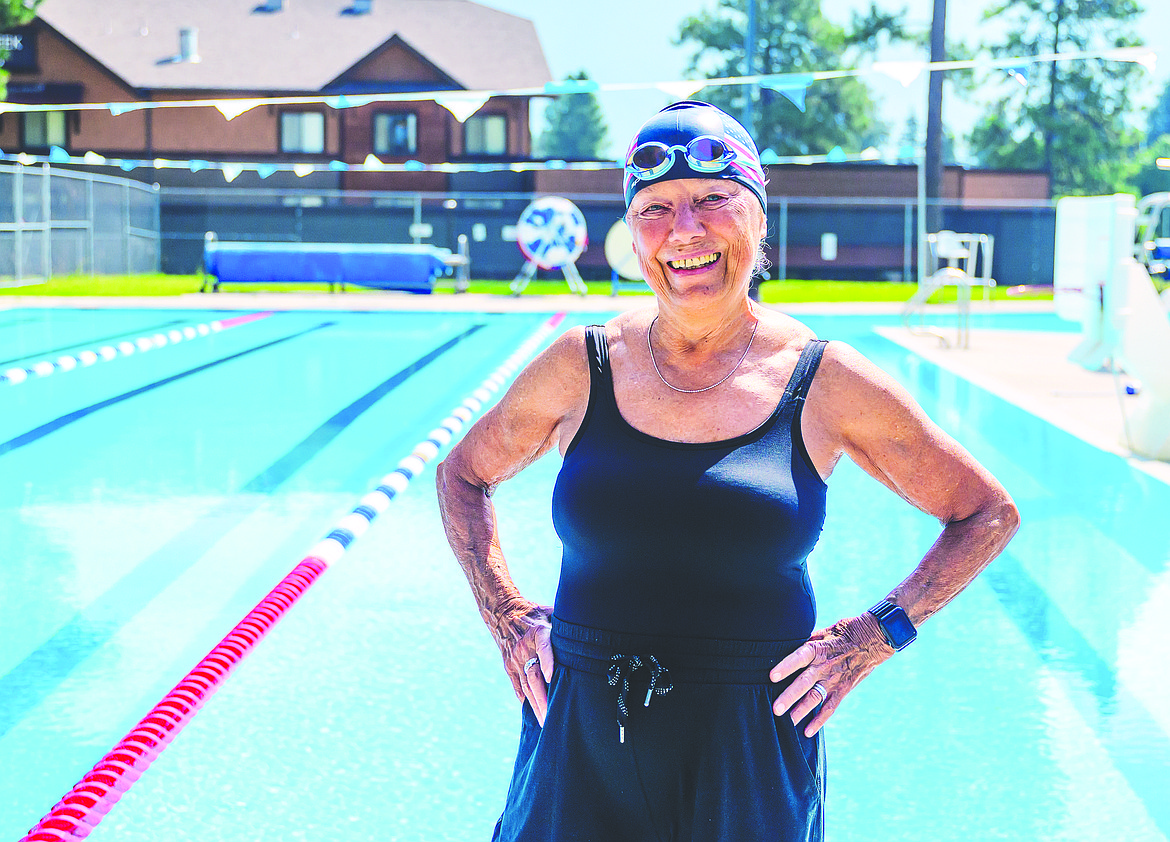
[
  {"xmin": 0, "ymin": 311, "xmax": 275, "ymax": 386},
  {"xmin": 244, "ymin": 321, "xmax": 486, "ymax": 493},
  {"xmin": 0, "ymin": 315, "xmax": 44, "ymax": 330},
  {"xmin": 0, "ymin": 318, "xmax": 328, "ymax": 457},
  {"xmin": 18, "ymin": 312, "xmax": 566, "ymax": 842},
  {"xmin": 0, "ymin": 317, "xmax": 191, "ymax": 368},
  {"xmin": 983, "ymin": 555, "xmax": 1170, "ymax": 835},
  {"xmin": 0, "ymin": 322, "xmax": 488, "ymax": 739}
]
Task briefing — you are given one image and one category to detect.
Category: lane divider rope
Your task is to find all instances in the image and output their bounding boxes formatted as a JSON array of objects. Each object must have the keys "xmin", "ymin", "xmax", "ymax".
[
  {"xmin": 19, "ymin": 311, "xmax": 566, "ymax": 842},
  {"xmin": 1, "ymin": 311, "xmax": 274, "ymax": 386}
]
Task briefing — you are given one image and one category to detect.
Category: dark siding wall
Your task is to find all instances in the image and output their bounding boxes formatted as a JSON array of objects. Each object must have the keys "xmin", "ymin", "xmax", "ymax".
[{"xmin": 164, "ymin": 192, "xmax": 1056, "ymax": 287}]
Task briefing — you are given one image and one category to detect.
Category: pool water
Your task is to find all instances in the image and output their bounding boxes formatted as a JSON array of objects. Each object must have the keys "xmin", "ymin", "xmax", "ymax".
[{"xmin": 0, "ymin": 306, "xmax": 1166, "ymax": 841}]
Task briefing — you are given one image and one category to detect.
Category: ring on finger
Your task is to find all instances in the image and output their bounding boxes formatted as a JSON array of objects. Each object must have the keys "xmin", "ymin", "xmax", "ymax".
[
  {"xmin": 810, "ymin": 682, "xmax": 827, "ymax": 704},
  {"xmin": 523, "ymin": 656, "xmax": 540, "ymax": 674}
]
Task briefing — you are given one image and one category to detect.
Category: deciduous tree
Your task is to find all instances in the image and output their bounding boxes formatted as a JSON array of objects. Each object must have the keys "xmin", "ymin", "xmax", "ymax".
[
  {"xmin": 1, "ymin": 0, "xmax": 42, "ymax": 98},
  {"xmin": 1128, "ymin": 136, "xmax": 1170, "ymax": 197},
  {"xmin": 968, "ymin": 0, "xmax": 1148, "ymax": 196},
  {"xmin": 1148, "ymin": 79, "xmax": 1170, "ymax": 145}
]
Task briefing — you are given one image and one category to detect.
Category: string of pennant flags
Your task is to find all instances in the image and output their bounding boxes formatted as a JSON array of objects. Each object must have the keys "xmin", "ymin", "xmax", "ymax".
[{"xmin": 0, "ymin": 45, "xmax": 1157, "ymax": 180}]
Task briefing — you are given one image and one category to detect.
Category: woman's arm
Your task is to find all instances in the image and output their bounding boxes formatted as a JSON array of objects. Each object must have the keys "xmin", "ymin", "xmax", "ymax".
[
  {"xmin": 772, "ymin": 340, "xmax": 1021, "ymax": 735},
  {"xmin": 435, "ymin": 326, "xmax": 588, "ymax": 725}
]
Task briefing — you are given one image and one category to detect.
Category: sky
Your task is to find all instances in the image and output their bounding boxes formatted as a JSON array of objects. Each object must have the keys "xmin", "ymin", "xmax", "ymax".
[{"xmin": 481, "ymin": 0, "xmax": 1170, "ymax": 160}]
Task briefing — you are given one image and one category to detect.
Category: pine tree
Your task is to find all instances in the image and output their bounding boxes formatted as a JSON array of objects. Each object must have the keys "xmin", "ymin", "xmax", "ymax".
[
  {"xmin": 968, "ymin": 0, "xmax": 1148, "ymax": 196},
  {"xmin": 675, "ymin": 0, "xmax": 904, "ymax": 156},
  {"xmin": 535, "ymin": 71, "xmax": 609, "ymax": 160}
]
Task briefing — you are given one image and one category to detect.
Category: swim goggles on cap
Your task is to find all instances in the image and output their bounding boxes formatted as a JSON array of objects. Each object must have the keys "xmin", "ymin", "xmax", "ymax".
[{"xmin": 625, "ymin": 135, "xmax": 737, "ymax": 181}]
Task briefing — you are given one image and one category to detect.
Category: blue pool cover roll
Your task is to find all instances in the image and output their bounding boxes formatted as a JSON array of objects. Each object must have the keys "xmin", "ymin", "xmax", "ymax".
[{"xmin": 204, "ymin": 242, "xmax": 453, "ymax": 292}]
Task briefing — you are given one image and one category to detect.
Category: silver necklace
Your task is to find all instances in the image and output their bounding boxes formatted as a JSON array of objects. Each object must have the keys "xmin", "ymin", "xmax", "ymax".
[{"xmin": 647, "ymin": 314, "xmax": 759, "ymax": 394}]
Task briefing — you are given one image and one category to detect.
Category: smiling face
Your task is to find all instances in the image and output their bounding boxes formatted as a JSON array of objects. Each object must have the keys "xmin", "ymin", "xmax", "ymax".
[{"xmin": 626, "ymin": 178, "xmax": 767, "ymax": 307}]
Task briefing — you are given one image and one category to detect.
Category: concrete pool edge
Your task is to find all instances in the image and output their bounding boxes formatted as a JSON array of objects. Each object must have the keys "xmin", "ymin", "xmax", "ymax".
[{"xmin": 876, "ymin": 325, "xmax": 1170, "ymax": 487}]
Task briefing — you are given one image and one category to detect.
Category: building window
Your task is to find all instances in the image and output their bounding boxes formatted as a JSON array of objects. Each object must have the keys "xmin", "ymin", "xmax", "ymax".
[
  {"xmin": 280, "ymin": 111, "xmax": 325, "ymax": 154},
  {"xmin": 373, "ymin": 112, "xmax": 417, "ymax": 156},
  {"xmin": 23, "ymin": 111, "xmax": 67, "ymax": 149},
  {"xmin": 464, "ymin": 114, "xmax": 507, "ymax": 155}
]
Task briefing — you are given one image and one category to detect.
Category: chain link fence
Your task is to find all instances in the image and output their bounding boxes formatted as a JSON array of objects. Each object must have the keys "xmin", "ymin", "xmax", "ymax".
[
  {"xmin": 161, "ymin": 186, "xmax": 1056, "ymax": 289},
  {"xmin": 0, "ymin": 164, "xmax": 161, "ymax": 286}
]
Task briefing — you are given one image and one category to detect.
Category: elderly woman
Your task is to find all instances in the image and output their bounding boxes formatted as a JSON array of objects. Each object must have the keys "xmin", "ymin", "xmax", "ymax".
[{"xmin": 436, "ymin": 101, "xmax": 1019, "ymax": 841}]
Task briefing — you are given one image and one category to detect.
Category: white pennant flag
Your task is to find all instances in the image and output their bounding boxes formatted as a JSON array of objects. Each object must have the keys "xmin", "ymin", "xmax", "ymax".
[
  {"xmin": 435, "ymin": 94, "xmax": 490, "ymax": 123},
  {"xmin": 215, "ymin": 99, "xmax": 262, "ymax": 121},
  {"xmin": 654, "ymin": 81, "xmax": 704, "ymax": 100},
  {"xmin": 872, "ymin": 61, "xmax": 924, "ymax": 87}
]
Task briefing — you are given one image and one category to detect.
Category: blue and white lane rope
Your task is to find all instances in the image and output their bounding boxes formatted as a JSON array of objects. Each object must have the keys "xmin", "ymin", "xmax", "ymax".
[
  {"xmin": 0, "ymin": 311, "xmax": 274, "ymax": 386},
  {"xmin": 18, "ymin": 312, "xmax": 567, "ymax": 842},
  {"xmin": 308, "ymin": 311, "xmax": 567, "ymax": 566}
]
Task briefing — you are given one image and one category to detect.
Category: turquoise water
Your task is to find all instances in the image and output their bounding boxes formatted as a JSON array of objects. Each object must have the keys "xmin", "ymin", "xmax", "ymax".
[{"xmin": 0, "ymin": 307, "xmax": 1166, "ymax": 841}]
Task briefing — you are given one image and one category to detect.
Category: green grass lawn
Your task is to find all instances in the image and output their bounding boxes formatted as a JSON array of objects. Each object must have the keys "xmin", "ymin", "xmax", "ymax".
[{"xmin": 0, "ymin": 274, "xmax": 1054, "ymax": 303}]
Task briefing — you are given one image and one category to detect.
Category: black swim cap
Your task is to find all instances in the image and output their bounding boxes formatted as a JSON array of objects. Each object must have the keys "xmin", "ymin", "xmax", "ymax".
[{"xmin": 623, "ymin": 101, "xmax": 767, "ymax": 211}]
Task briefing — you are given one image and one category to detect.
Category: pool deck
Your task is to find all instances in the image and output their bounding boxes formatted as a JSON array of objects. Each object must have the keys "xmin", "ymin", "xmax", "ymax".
[
  {"xmin": 874, "ymin": 321, "xmax": 1170, "ymax": 486},
  {"xmin": 5, "ymin": 292, "xmax": 1169, "ymax": 484}
]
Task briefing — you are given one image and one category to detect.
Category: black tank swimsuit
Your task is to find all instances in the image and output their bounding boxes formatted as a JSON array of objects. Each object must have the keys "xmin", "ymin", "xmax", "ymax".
[{"xmin": 492, "ymin": 327, "xmax": 830, "ymax": 842}]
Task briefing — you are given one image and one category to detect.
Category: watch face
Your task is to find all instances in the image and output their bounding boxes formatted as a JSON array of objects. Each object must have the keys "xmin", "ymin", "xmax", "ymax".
[{"xmin": 883, "ymin": 609, "xmax": 917, "ymax": 650}]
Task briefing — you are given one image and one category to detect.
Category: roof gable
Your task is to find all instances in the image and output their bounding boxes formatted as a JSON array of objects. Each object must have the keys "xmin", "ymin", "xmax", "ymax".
[
  {"xmin": 333, "ymin": 34, "xmax": 457, "ymax": 89},
  {"xmin": 29, "ymin": 0, "xmax": 551, "ymax": 93}
]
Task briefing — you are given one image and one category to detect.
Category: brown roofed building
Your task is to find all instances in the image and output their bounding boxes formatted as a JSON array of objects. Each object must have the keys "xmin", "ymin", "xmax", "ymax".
[{"xmin": 0, "ymin": 0, "xmax": 553, "ymax": 190}]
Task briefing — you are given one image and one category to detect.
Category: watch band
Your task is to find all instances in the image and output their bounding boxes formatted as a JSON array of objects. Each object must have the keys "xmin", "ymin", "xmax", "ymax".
[{"xmin": 868, "ymin": 599, "xmax": 917, "ymax": 651}]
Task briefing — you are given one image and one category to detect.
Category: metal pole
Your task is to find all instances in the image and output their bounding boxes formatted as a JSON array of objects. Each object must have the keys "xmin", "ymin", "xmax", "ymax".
[
  {"xmin": 925, "ymin": 0, "xmax": 946, "ymax": 236},
  {"xmin": 744, "ymin": 0, "xmax": 757, "ymax": 138},
  {"xmin": 153, "ymin": 183, "xmax": 162, "ymax": 273},
  {"xmin": 916, "ymin": 65, "xmax": 928, "ymax": 287},
  {"xmin": 124, "ymin": 182, "xmax": 132, "ymax": 272},
  {"xmin": 14, "ymin": 165, "xmax": 22, "ymax": 283},
  {"xmin": 903, "ymin": 202, "xmax": 913, "ymax": 283},
  {"xmin": 43, "ymin": 164, "xmax": 52, "ymax": 280},
  {"xmin": 1045, "ymin": 0, "xmax": 1064, "ymax": 189},
  {"xmin": 87, "ymin": 173, "xmax": 96, "ymax": 275}
]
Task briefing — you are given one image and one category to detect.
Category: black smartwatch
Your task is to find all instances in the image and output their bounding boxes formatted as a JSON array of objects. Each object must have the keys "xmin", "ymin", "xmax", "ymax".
[{"xmin": 868, "ymin": 599, "xmax": 917, "ymax": 651}]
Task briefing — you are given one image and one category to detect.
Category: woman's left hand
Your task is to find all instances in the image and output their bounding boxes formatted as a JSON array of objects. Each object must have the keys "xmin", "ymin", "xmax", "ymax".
[{"xmin": 770, "ymin": 612, "xmax": 894, "ymax": 737}]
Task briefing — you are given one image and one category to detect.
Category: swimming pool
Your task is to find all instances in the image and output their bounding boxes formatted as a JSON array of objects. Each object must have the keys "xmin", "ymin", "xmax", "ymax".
[{"xmin": 1, "ymin": 306, "xmax": 1166, "ymax": 841}]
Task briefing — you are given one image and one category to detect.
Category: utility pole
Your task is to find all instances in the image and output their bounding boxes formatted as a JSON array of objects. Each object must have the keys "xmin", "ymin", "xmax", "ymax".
[
  {"xmin": 744, "ymin": 0, "xmax": 757, "ymax": 138},
  {"xmin": 745, "ymin": 0, "xmax": 759, "ymax": 299},
  {"xmin": 1044, "ymin": 0, "xmax": 1065, "ymax": 190},
  {"xmin": 925, "ymin": 0, "xmax": 946, "ymax": 235}
]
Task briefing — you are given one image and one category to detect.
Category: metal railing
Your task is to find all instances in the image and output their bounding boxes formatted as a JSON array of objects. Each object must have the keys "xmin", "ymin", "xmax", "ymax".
[
  {"xmin": 902, "ymin": 231, "xmax": 997, "ymax": 349},
  {"xmin": 0, "ymin": 163, "xmax": 161, "ymax": 287}
]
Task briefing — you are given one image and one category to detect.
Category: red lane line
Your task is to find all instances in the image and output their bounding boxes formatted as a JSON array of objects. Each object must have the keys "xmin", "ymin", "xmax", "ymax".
[
  {"xmin": 20, "ymin": 311, "xmax": 567, "ymax": 841},
  {"xmin": 20, "ymin": 557, "xmax": 327, "ymax": 842},
  {"xmin": 217, "ymin": 311, "xmax": 276, "ymax": 330}
]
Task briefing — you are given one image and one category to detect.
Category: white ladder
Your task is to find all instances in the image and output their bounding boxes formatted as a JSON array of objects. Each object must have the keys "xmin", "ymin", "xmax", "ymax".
[{"xmin": 902, "ymin": 231, "xmax": 996, "ymax": 349}]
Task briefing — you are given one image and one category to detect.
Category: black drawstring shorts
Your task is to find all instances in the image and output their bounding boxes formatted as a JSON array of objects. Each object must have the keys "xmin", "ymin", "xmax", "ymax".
[{"xmin": 491, "ymin": 617, "xmax": 825, "ymax": 842}]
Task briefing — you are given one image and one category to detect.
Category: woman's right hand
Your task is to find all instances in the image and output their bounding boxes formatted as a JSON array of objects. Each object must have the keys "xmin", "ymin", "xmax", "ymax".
[{"xmin": 496, "ymin": 604, "xmax": 555, "ymax": 726}]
